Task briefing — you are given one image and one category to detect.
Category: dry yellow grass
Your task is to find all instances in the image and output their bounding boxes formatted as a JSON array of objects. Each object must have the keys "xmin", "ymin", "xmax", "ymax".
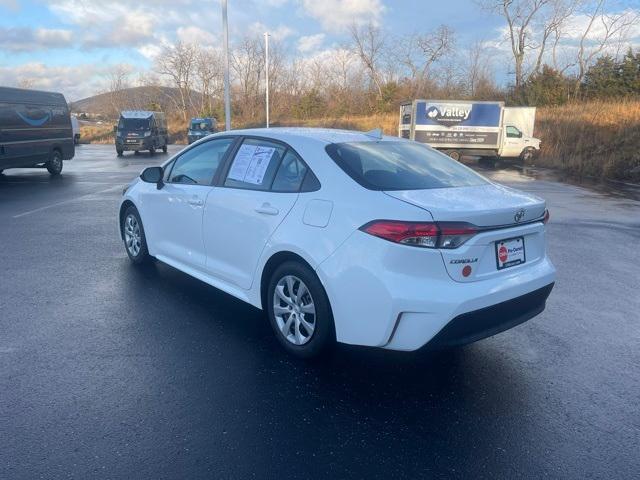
[
  {"xmin": 535, "ymin": 100, "xmax": 640, "ymax": 180},
  {"xmin": 80, "ymin": 102, "xmax": 639, "ymax": 181},
  {"xmin": 272, "ymin": 113, "xmax": 398, "ymax": 135}
]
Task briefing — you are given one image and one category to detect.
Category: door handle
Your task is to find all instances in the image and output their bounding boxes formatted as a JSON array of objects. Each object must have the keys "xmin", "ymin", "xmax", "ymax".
[
  {"xmin": 188, "ymin": 198, "xmax": 204, "ymax": 206},
  {"xmin": 255, "ymin": 202, "xmax": 279, "ymax": 215}
]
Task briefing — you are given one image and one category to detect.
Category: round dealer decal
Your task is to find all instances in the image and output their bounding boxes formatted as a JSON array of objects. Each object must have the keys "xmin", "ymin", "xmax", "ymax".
[{"xmin": 498, "ymin": 245, "xmax": 508, "ymax": 263}]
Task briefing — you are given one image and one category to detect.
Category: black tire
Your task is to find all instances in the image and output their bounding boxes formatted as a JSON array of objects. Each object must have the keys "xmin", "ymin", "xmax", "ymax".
[
  {"xmin": 447, "ymin": 150, "xmax": 462, "ymax": 161},
  {"xmin": 267, "ymin": 261, "xmax": 334, "ymax": 359},
  {"xmin": 162, "ymin": 144, "xmax": 168, "ymax": 153},
  {"xmin": 520, "ymin": 147, "xmax": 535, "ymax": 163},
  {"xmin": 149, "ymin": 146, "xmax": 156, "ymax": 155},
  {"xmin": 134, "ymin": 150, "xmax": 140, "ymax": 156},
  {"xmin": 121, "ymin": 206, "xmax": 150, "ymax": 264},
  {"xmin": 116, "ymin": 148, "xmax": 123, "ymax": 157},
  {"xmin": 46, "ymin": 149, "xmax": 63, "ymax": 175}
]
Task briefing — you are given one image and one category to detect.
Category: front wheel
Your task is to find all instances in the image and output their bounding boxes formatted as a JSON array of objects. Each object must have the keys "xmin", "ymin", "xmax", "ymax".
[
  {"xmin": 149, "ymin": 146, "xmax": 156, "ymax": 155},
  {"xmin": 122, "ymin": 206, "xmax": 150, "ymax": 264},
  {"xmin": 267, "ymin": 261, "xmax": 334, "ymax": 358},
  {"xmin": 521, "ymin": 147, "xmax": 535, "ymax": 163},
  {"xmin": 46, "ymin": 149, "xmax": 63, "ymax": 175}
]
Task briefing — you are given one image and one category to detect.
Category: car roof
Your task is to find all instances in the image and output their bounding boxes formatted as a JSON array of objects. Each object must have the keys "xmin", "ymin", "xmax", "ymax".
[
  {"xmin": 121, "ymin": 111, "xmax": 158, "ymax": 118},
  {"xmin": 221, "ymin": 127, "xmax": 400, "ymax": 145}
]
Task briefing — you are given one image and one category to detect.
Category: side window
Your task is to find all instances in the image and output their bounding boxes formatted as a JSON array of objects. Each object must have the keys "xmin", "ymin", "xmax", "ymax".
[
  {"xmin": 506, "ymin": 126, "xmax": 522, "ymax": 138},
  {"xmin": 167, "ymin": 137, "xmax": 234, "ymax": 185},
  {"xmin": 271, "ymin": 150, "xmax": 308, "ymax": 192},
  {"xmin": 224, "ymin": 138, "xmax": 285, "ymax": 191}
]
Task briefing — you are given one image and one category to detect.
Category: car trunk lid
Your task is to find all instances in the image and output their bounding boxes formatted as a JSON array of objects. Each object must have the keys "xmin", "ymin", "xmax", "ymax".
[{"xmin": 384, "ymin": 183, "xmax": 547, "ymax": 282}]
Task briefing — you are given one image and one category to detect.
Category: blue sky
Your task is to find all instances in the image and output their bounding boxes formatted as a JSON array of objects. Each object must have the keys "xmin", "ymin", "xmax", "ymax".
[{"xmin": 0, "ymin": 0, "xmax": 638, "ymax": 100}]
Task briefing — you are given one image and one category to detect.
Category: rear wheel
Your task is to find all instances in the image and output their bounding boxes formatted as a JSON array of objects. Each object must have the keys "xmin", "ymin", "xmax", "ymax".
[
  {"xmin": 447, "ymin": 150, "xmax": 462, "ymax": 161},
  {"xmin": 121, "ymin": 206, "xmax": 150, "ymax": 264},
  {"xmin": 46, "ymin": 149, "xmax": 63, "ymax": 175},
  {"xmin": 267, "ymin": 261, "xmax": 334, "ymax": 358}
]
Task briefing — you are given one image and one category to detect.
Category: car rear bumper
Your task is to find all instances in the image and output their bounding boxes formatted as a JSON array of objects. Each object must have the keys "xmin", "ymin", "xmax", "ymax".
[
  {"xmin": 420, "ymin": 283, "xmax": 553, "ymax": 349},
  {"xmin": 317, "ymin": 230, "xmax": 556, "ymax": 351}
]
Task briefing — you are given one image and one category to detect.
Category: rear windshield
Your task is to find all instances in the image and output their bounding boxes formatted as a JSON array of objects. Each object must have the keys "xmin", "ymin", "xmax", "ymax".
[{"xmin": 325, "ymin": 141, "xmax": 487, "ymax": 191}]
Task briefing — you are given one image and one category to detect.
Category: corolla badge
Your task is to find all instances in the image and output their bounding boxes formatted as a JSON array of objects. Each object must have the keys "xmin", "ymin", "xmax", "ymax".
[
  {"xmin": 514, "ymin": 209, "xmax": 526, "ymax": 223},
  {"xmin": 16, "ymin": 110, "xmax": 51, "ymax": 127}
]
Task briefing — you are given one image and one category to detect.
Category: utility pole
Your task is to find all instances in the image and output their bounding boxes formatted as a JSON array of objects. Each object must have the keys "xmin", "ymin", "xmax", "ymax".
[
  {"xmin": 264, "ymin": 31, "xmax": 270, "ymax": 128},
  {"xmin": 222, "ymin": 0, "xmax": 231, "ymax": 131}
]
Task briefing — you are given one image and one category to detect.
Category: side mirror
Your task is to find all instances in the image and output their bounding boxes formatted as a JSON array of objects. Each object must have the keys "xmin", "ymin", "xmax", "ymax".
[{"xmin": 140, "ymin": 166, "xmax": 164, "ymax": 189}]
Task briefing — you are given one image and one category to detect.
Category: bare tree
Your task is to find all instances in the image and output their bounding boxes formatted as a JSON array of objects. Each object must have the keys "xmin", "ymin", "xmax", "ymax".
[
  {"xmin": 17, "ymin": 78, "xmax": 36, "ymax": 89},
  {"xmin": 349, "ymin": 21, "xmax": 387, "ymax": 99},
  {"xmin": 195, "ymin": 48, "xmax": 223, "ymax": 116},
  {"xmin": 400, "ymin": 25, "xmax": 454, "ymax": 96},
  {"xmin": 480, "ymin": 0, "xmax": 551, "ymax": 89},
  {"xmin": 572, "ymin": 0, "xmax": 639, "ymax": 95},
  {"xmin": 231, "ymin": 35, "xmax": 265, "ymax": 122},
  {"xmin": 155, "ymin": 42, "xmax": 198, "ymax": 120},
  {"xmin": 465, "ymin": 40, "xmax": 495, "ymax": 97},
  {"xmin": 106, "ymin": 65, "xmax": 131, "ymax": 117},
  {"xmin": 531, "ymin": 0, "xmax": 581, "ymax": 75}
]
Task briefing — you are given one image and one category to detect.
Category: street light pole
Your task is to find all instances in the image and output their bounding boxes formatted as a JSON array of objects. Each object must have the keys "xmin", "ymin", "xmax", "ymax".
[
  {"xmin": 222, "ymin": 0, "xmax": 231, "ymax": 131},
  {"xmin": 264, "ymin": 32, "xmax": 270, "ymax": 128}
]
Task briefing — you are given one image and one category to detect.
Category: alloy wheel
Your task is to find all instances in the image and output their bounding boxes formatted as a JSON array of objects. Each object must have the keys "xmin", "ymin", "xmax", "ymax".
[
  {"xmin": 272, "ymin": 275, "xmax": 316, "ymax": 345},
  {"xmin": 124, "ymin": 214, "xmax": 142, "ymax": 257}
]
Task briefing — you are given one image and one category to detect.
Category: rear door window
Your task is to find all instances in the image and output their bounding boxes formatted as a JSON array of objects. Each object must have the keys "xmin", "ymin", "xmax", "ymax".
[
  {"xmin": 224, "ymin": 138, "xmax": 285, "ymax": 191},
  {"xmin": 325, "ymin": 141, "xmax": 487, "ymax": 191},
  {"xmin": 271, "ymin": 150, "xmax": 308, "ymax": 192}
]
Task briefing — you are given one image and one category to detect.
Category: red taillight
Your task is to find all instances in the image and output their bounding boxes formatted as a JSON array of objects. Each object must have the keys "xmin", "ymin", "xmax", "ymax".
[
  {"xmin": 360, "ymin": 220, "xmax": 477, "ymax": 249},
  {"xmin": 361, "ymin": 220, "xmax": 439, "ymax": 247},
  {"xmin": 543, "ymin": 209, "xmax": 550, "ymax": 224}
]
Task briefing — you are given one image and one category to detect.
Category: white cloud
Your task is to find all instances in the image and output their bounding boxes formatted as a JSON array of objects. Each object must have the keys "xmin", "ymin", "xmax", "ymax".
[
  {"xmin": 0, "ymin": 27, "xmax": 73, "ymax": 52},
  {"xmin": 297, "ymin": 33, "xmax": 325, "ymax": 53},
  {"xmin": 0, "ymin": 0, "xmax": 19, "ymax": 11},
  {"xmin": 177, "ymin": 26, "xmax": 216, "ymax": 46},
  {"xmin": 300, "ymin": 0, "xmax": 386, "ymax": 31},
  {"xmin": 248, "ymin": 22, "xmax": 295, "ymax": 41},
  {"xmin": 0, "ymin": 62, "xmax": 116, "ymax": 100}
]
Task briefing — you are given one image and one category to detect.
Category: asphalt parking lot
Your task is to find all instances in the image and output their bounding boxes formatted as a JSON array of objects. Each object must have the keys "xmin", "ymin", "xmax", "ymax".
[{"xmin": 1, "ymin": 144, "xmax": 639, "ymax": 479}]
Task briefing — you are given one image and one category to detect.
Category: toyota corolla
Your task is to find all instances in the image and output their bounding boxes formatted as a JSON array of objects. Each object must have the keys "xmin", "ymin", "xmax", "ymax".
[{"xmin": 119, "ymin": 128, "xmax": 555, "ymax": 358}]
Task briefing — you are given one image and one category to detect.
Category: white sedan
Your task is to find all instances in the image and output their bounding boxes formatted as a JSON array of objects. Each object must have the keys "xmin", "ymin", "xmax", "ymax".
[{"xmin": 119, "ymin": 128, "xmax": 556, "ymax": 358}]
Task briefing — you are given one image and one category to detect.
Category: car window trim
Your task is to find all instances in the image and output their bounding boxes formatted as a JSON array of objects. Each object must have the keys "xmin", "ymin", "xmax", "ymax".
[
  {"xmin": 217, "ymin": 135, "xmax": 320, "ymax": 193},
  {"xmin": 163, "ymin": 135, "xmax": 240, "ymax": 187}
]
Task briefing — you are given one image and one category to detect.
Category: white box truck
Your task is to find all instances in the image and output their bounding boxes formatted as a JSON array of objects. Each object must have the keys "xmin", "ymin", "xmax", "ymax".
[{"xmin": 399, "ymin": 100, "xmax": 540, "ymax": 162}]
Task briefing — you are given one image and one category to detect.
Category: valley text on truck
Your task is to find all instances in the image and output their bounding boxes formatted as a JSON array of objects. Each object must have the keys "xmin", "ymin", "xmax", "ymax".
[{"xmin": 399, "ymin": 100, "xmax": 541, "ymax": 162}]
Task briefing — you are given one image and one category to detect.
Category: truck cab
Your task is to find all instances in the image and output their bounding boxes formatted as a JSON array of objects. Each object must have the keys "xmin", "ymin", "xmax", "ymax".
[{"xmin": 499, "ymin": 107, "xmax": 541, "ymax": 161}]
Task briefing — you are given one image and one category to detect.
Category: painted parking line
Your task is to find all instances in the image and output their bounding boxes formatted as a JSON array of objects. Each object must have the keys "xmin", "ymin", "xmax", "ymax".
[{"xmin": 12, "ymin": 185, "xmax": 122, "ymax": 219}]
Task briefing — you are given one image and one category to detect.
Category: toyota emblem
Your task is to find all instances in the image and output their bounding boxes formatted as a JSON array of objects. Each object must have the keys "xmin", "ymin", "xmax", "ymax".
[{"xmin": 514, "ymin": 209, "xmax": 525, "ymax": 223}]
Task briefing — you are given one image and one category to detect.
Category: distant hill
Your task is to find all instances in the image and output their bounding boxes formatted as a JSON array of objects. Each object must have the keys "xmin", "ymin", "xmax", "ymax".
[{"xmin": 71, "ymin": 86, "xmax": 204, "ymax": 118}]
